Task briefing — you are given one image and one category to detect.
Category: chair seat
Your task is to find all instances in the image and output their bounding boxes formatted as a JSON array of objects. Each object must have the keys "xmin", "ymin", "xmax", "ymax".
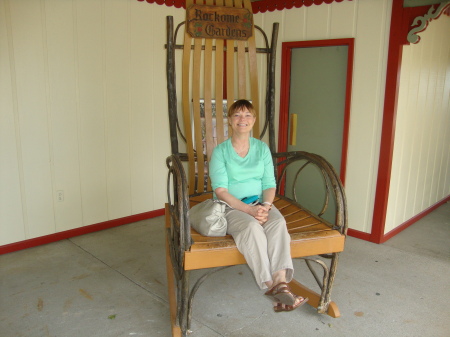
[{"xmin": 185, "ymin": 194, "xmax": 346, "ymax": 271}]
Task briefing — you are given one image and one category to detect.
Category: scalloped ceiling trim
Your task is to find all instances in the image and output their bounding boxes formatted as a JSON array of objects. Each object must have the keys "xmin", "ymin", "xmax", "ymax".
[{"xmin": 136, "ymin": 0, "xmax": 350, "ymax": 13}]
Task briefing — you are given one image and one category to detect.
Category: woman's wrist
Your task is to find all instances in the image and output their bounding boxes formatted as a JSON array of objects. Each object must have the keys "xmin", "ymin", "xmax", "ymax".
[{"xmin": 262, "ymin": 201, "xmax": 272, "ymax": 210}]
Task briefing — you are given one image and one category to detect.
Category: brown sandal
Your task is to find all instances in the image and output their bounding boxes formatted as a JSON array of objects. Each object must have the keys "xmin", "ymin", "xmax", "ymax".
[
  {"xmin": 273, "ymin": 295, "xmax": 309, "ymax": 313},
  {"xmin": 264, "ymin": 282, "xmax": 297, "ymax": 306}
]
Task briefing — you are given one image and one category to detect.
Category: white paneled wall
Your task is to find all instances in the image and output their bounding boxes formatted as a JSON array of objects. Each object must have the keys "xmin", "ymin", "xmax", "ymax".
[
  {"xmin": 385, "ymin": 16, "xmax": 450, "ymax": 234},
  {"xmin": 258, "ymin": 0, "xmax": 392, "ymax": 233},
  {"xmin": 5, "ymin": 0, "xmax": 433, "ymax": 246},
  {"xmin": 0, "ymin": 0, "xmax": 184, "ymax": 245}
]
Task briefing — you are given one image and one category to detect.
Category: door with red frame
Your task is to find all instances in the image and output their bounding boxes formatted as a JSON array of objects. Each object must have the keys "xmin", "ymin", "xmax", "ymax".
[{"xmin": 278, "ymin": 39, "xmax": 354, "ymax": 223}]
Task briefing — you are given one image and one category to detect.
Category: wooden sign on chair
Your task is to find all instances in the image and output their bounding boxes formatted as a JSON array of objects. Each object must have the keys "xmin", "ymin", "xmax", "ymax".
[{"xmin": 186, "ymin": 4, "xmax": 253, "ymax": 40}]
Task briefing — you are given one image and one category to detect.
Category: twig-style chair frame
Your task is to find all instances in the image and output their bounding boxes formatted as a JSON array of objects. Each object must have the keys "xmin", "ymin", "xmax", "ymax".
[{"xmin": 164, "ymin": 1, "xmax": 348, "ymax": 336}]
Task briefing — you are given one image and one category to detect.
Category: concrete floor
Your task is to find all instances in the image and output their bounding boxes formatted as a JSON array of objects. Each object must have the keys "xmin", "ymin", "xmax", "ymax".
[{"xmin": 1, "ymin": 202, "xmax": 449, "ymax": 337}]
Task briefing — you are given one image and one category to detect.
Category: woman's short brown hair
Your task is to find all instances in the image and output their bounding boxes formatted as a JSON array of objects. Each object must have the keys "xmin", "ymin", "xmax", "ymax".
[{"xmin": 227, "ymin": 99, "xmax": 256, "ymax": 118}]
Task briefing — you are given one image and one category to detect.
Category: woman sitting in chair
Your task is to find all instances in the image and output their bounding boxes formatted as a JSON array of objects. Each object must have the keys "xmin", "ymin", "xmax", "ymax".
[{"xmin": 209, "ymin": 99, "xmax": 309, "ymax": 312}]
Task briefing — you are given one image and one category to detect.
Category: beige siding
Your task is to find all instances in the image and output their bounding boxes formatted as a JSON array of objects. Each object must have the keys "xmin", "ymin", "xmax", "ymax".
[
  {"xmin": 258, "ymin": 0, "xmax": 392, "ymax": 233},
  {"xmin": 1, "ymin": 0, "xmax": 26, "ymax": 243},
  {"xmin": 0, "ymin": 0, "xmax": 184, "ymax": 245},
  {"xmin": 385, "ymin": 16, "xmax": 450, "ymax": 234},
  {"xmin": 5, "ymin": 0, "xmax": 435, "ymax": 245}
]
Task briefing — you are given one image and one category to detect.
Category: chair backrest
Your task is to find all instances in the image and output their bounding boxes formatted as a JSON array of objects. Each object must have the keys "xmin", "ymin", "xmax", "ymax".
[{"xmin": 166, "ymin": 0, "xmax": 279, "ymax": 195}]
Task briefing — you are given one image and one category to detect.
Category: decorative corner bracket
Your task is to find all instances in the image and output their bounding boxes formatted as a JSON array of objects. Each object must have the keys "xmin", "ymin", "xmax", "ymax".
[{"xmin": 407, "ymin": 1, "xmax": 450, "ymax": 44}]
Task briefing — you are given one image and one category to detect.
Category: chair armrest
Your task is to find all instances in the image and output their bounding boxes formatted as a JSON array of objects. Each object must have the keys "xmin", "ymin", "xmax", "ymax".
[
  {"xmin": 272, "ymin": 151, "xmax": 348, "ymax": 235},
  {"xmin": 166, "ymin": 154, "xmax": 192, "ymax": 253}
]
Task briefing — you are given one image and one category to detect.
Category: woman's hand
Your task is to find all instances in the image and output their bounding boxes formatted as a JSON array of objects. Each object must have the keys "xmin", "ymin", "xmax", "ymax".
[
  {"xmin": 214, "ymin": 187, "xmax": 271, "ymax": 224},
  {"xmin": 252, "ymin": 205, "xmax": 269, "ymax": 224}
]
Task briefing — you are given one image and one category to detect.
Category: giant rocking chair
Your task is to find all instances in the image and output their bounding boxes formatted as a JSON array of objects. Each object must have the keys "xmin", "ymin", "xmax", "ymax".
[{"xmin": 164, "ymin": 1, "xmax": 348, "ymax": 336}]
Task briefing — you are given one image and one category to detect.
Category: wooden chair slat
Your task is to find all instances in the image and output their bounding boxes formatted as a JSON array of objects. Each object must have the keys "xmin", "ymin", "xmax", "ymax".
[
  {"xmin": 226, "ymin": 39, "xmax": 235, "ymax": 109},
  {"xmin": 237, "ymin": 40, "xmax": 246, "ymax": 98},
  {"xmin": 215, "ymin": 40, "xmax": 226, "ymax": 145},
  {"xmin": 190, "ymin": 229, "xmax": 233, "ymax": 240},
  {"xmin": 288, "ymin": 223, "xmax": 331, "ymax": 233},
  {"xmin": 204, "ymin": 37, "xmax": 214, "ymax": 192},
  {"xmin": 190, "ymin": 193, "xmax": 213, "ymax": 202},
  {"xmin": 235, "ymin": 0, "xmax": 246, "ymax": 98},
  {"xmin": 192, "ymin": 38, "xmax": 205, "ymax": 193},
  {"xmin": 182, "ymin": 0, "xmax": 196, "ymax": 194},
  {"xmin": 290, "ymin": 229, "xmax": 344, "ymax": 242},
  {"xmin": 225, "ymin": 0, "xmax": 235, "ymax": 107},
  {"xmin": 272, "ymin": 198, "xmax": 292, "ymax": 209},
  {"xmin": 189, "ymin": 193, "xmax": 213, "ymax": 208},
  {"xmin": 247, "ymin": 35, "xmax": 259, "ymax": 136},
  {"xmin": 190, "ymin": 234, "xmax": 235, "ymax": 246},
  {"xmin": 287, "ymin": 218, "xmax": 322, "ymax": 228},
  {"xmin": 182, "ymin": 33, "xmax": 196, "ymax": 195},
  {"xmin": 278, "ymin": 204, "xmax": 304, "ymax": 217},
  {"xmin": 243, "ymin": 0, "xmax": 260, "ymax": 136},
  {"xmin": 284, "ymin": 210, "xmax": 311, "ymax": 222},
  {"xmin": 204, "ymin": 39, "xmax": 214, "ymax": 163},
  {"xmin": 189, "ymin": 227, "xmax": 343, "ymax": 252}
]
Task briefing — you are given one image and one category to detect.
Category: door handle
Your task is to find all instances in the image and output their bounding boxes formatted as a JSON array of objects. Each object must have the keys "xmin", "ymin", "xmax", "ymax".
[{"xmin": 289, "ymin": 114, "xmax": 297, "ymax": 146}]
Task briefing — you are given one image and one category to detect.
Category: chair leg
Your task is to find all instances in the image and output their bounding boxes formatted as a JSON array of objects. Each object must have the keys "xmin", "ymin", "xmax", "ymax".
[
  {"xmin": 289, "ymin": 253, "xmax": 341, "ymax": 318},
  {"xmin": 165, "ymin": 228, "xmax": 182, "ymax": 337},
  {"xmin": 325, "ymin": 253, "xmax": 339, "ymax": 312},
  {"xmin": 178, "ymin": 271, "xmax": 190, "ymax": 336},
  {"xmin": 288, "ymin": 279, "xmax": 340, "ymax": 318}
]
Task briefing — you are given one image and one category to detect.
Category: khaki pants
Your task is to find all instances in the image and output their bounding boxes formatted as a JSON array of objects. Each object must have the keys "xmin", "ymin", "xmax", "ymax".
[{"xmin": 225, "ymin": 206, "xmax": 293, "ymax": 289}]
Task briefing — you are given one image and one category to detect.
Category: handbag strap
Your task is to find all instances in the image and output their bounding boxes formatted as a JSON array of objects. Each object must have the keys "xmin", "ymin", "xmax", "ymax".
[{"xmin": 213, "ymin": 199, "xmax": 233, "ymax": 209}]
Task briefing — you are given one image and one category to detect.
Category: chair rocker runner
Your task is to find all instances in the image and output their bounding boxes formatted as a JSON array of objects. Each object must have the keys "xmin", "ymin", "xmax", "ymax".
[{"xmin": 164, "ymin": 1, "xmax": 348, "ymax": 336}]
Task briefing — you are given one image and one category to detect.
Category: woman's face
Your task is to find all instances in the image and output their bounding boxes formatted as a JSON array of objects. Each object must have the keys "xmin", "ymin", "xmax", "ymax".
[{"xmin": 229, "ymin": 108, "xmax": 256, "ymax": 134}]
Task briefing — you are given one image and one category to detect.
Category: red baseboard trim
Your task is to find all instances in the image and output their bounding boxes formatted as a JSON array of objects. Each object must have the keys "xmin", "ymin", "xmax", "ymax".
[
  {"xmin": 380, "ymin": 195, "xmax": 450, "ymax": 243},
  {"xmin": 0, "ymin": 208, "xmax": 166, "ymax": 255},
  {"xmin": 347, "ymin": 195, "xmax": 449, "ymax": 244},
  {"xmin": 347, "ymin": 228, "xmax": 373, "ymax": 242}
]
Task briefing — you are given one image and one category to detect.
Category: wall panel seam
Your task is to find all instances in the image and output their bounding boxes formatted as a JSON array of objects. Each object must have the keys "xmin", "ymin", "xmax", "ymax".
[
  {"xmin": 352, "ymin": 0, "xmax": 358, "ymax": 37},
  {"xmin": 101, "ymin": 0, "xmax": 110, "ymax": 219},
  {"xmin": 4, "ymin": 0, "xmax": 28, "ymax": 238},
  {"xmin": 434, "ymin": 40, "xmax": 448, "ymax": 200},
  {"xmin": 412, "ymin": 42, "xmax": 430, "ymax": 214},
  {"xmin": 404, "ymin": 45, "xmax": 421, "ymax": 220},
  {"xmin": 441, "ymin": 45, "xmax": 450, "ymax": 195},
  {"xmin": 327, "ymin": 4, "xmax": 331, "ymax": 39},
  {"xmin": 150, "ymin": 8, "xmax": 157, "ymax": 211},
  {"xmin": 423, "ymin": 33, "xmax": 440, "ymax": 208},
  {"xmin": 72, "ymin": 0, "xmax": 85, "ymax": 226},
  {"xmin": 127, "ymin": 0, "xmax": 133, "ymax": 215},
  {"xmin": 400, "ymin": 48, "xmax": 413, "ymax": 223},
  {"xmin": 40, "ymin": 0, "xmax": 57, "ymax": 234}
]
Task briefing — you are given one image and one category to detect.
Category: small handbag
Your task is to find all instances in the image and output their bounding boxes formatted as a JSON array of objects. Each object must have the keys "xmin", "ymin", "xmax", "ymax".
[{"xmin": 189, "ymin": 199, "xmax": 229, "ymax": 237}]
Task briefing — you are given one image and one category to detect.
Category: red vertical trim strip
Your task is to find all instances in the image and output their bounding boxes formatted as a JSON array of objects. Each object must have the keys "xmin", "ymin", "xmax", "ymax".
[
  {"xmin": 277, "ymin": 42, "xmax": 293, "ymax": 194},
  {"xmin": 277, "ymin": 42, "xmax": 292, "ymax": 154},
  {"xmin": 371, "ymin": 0, "xmax": 404, "ymax": 243},
  {"xmin": 339, "ymin": 38, "xmax": 354, "ymax": 186}
]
